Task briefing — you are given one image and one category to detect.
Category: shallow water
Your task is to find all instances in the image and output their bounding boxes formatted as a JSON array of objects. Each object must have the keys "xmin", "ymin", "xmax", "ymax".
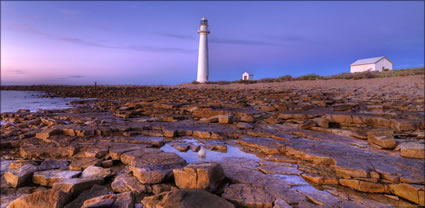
[
  {"xmin": 160, "ymin": 139, "xmax": 260, "ymax": 163},
  {"xmin": 1, "ymin": 90, "xmax": 79, "ymax": 113}
]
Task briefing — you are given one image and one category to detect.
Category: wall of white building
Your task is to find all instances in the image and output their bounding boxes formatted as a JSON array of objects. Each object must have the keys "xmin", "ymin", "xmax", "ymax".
[
  {"xmin": 350, "ymin": 63, "xmax": 376, "ymax": 73},
  {"xmin": 374, "ymin": 58, "xmax": 393, "ymax": 72}
]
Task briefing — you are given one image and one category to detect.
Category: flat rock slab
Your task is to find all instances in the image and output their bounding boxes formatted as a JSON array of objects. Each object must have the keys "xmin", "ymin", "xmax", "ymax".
[
  {"xmin": 111, "ymin": 172, "xmax": 150, "ymax": 194},
  {"xmin": 400, "ymin": 142, "xmax": 425, "ymax": 159},
  {"xmin": 237, "ymin": 137, "xmax": 284, "ymax": 155},
  {"xmin": 81, "ymin": 165, "xmax": 111, "ymax": 178},
  {"xmin": 222, "ymin": 184, "xmax": 275, "ymax": 208},
  {"xmin": 81, "ymin": 192, "xmax": 134, "ymax": 208},
  {"xmin": 259, "ymin": 165, "xmax": 302, "ymax": 175},
  {"xmin": 52, "ymin": 177, "xmax": 104, "ymax": 194},
  {"xmin": 64, "ymin": 184, "xmax": 108, "ymax": 208},
  {"xmin": 142, "ymin": 189, "xmax": 235, "ymax": 208},
  {"xmin": 4, "ymin": 164, "xmax": 38, "ymax": 188},
  {"xmin": 117, "ymin": 137, "xmax": 165, "ymax": 147},
  {"xmin": 33, "ymin": 169, "xmax": 81, "ymax": 187},
  {"xmin": 6, "ymin": 189, "xmax": 71, "ymax": 208},
  {"xmin": 69, "ymin": 158, "xmax": 102, "ymax": 171}
]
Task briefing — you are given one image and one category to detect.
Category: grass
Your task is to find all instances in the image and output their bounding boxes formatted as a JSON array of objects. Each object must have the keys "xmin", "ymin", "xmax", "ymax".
[{"xmin": 203, "ymin": 67, "xmax": 424, "ymax": 85}]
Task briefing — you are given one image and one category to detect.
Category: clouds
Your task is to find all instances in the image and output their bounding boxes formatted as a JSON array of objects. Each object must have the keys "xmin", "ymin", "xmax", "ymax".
[
  {"xmin": 6, "ymin": 69, "xmax": 25, "ymax": 74},
  {"xmin": 4, "ymin": 21, "xmax": 196, "ymax": 54}
]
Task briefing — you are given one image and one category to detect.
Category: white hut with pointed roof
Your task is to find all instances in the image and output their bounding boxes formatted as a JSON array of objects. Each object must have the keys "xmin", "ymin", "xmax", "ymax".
[
  {"xmin": 242, "ymin": 72, "xmax": 254, "ymax": 80},
  {"xmin": 350, "ymin": 56, "xmax": 392, "ymax": 73}
]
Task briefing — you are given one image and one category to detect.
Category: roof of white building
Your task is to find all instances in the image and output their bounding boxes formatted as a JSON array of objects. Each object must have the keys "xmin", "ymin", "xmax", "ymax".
[
  {"xmin": 243, "ymin": 72, "xmax": 253, "ymax": 75},
  {"xmin": 351, "ymin": 56, "xmax": 392, "ymax": 66}
]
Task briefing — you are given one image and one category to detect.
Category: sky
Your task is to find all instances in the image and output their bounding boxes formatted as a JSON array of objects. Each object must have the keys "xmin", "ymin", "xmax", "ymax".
[{"xmin": 1, "ymin": 1, "xmax": 424, "ymax": 85}]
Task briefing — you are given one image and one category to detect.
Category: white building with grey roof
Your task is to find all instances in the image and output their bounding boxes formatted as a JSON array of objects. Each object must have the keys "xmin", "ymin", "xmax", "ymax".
[{"xmin": 350, "ymin": 56, "xmax": 392, "ymax": 73}]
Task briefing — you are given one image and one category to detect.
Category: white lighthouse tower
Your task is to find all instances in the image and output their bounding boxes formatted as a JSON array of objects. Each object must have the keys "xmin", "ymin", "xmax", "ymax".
[{"xmin": 197, "ymin": 17, "xmax": 210, "ymax": 83}]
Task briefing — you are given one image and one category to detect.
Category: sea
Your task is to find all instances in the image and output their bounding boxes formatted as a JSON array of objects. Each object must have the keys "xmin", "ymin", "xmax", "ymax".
[{"xmin": 1, "ymin": 90, "xmax": 79, "ymax": 113}]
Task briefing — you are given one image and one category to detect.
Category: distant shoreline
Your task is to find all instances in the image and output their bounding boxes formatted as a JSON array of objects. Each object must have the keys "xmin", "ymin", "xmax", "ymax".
[{"xmin": 1, "ymin": 74, "xmax": 423, "ymax": 99}]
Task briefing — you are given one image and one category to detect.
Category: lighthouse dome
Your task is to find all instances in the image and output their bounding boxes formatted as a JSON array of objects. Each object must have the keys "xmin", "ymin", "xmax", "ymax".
[{"xmin": 200, "ymin": 17, "xmax": 208, "ymax": 25}]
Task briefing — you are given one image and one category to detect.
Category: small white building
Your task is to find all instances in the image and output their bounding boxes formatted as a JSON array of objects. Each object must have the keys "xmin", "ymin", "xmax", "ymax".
[
  {"xmin": 350, "ymin": 56, "xmax": 392, "ymax": 73},
  {"xmin": 242, "ymin": 72, "xmax": 254, "ymax": 80}
]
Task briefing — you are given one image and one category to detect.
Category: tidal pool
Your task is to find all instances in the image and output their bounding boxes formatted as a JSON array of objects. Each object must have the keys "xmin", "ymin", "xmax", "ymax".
[{"xmin": 160, "ymin": 139, "xmax": 260, "ymax": 163}]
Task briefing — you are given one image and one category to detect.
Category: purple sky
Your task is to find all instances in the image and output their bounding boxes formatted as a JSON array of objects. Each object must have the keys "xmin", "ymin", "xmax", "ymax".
[{"xmin": 1, "ymin": 1, "xmax": 424, "ymax": 85}]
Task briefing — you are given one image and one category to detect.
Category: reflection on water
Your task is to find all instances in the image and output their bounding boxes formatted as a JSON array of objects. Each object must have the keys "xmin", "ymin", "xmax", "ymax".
[
  {"xmin": 161, "ymin": 139, "xmax": 260, "ymax": 163},
  {"xmin": 1, "ymin": 90, "xmax": 79, "ymax": 113}
]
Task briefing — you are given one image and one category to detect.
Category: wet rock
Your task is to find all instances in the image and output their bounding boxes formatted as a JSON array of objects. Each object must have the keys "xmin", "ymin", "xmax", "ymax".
[
  {"xmin": 193, "ymin": 130, "xmax": 211, "ymax": 139},
  {"xmin": 4, "ymin": 164, "xmax": 38, "ymax": 188},
  {"xmin": 64, "ymin": 184, "xmax": 108, "ymax": 208},
  {"xmin": 7, "ymin": 189, "xmax": 71, "ymax": 208},
  {"xmin": 273, "ymin": 199, "xmax": 292, "ymax": 208},
  {"xmin": 142, "ymin": 189, "xmax": 235, "ymax": 208},
  {"xmin": 367, "ymin": 129, "xmax": 396, "ymax": 149},
  {"xmin": 81, "ymin": 165, "xmax": 112, "ymax": 178},
  {"xmin": 52, "ymin": 177, "xmax": 104, "ymax": 194},
  {"xmin": 400, "ymin": 142, "xmax": 425, "ymax": 159},
  {"xmin": 33, "ymin": 169, "xmax": 81, "ymax": 187},
  {"xmin": 170, "ymin": 143, "xmax": 190, "ymax": 152},
  {"xmin": 173, "ymin": 162, "xmax": 225, "ymax": 192}
]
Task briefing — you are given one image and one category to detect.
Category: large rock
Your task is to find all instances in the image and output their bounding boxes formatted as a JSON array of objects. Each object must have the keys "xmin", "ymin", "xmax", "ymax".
[
  {"xmin": 6, "ymin": 189, "xmax": 71, "ymax": 208},
  {"xmin": 81, "ymin": 165, "xmax": 112, "ymax": 178},
  {"xmin": 81, "ymin": 192, "xmax": 134, "ymax": 208},
  {"xmin": 64, "ymin": 184, "xmax": 108, "ymax": 208},
  {"xmin": 367, "ymin": 129, "xmax": 396, "ymax": 149},
  {"xmin": 33, "ymin": 169, "xmax": 81, "ymax": 187},
  {"xmin": 400, "ymin": 142, "xmax": 425, "ymax": 159},
  {"xmin": 69, "ymin": 158, "xmax": 102, "ymax": 171},
  {"xmin": 38, "ymin": 159, "xmax": 69, "ymax": 170},
  {"xmin": 222, "ymin": 184, "xmax": 275, "ymax": 208},
  {"xmin": 142, "ymin": 189, "xmax": 235, "ymax": 208},
  {"xmin": 173, "ymin": 162, "xmax": 225, "ymax": 192},
  {"xmin": 4, "ymin": 164, "xmax": 38, "ymax": 188},
  {"xmin": 130, "ymin": 166, "xmax": 170, "ymax": 185},
  {"xmin": 128, "ymin": 151, "xmax": 186, "ymax": 184},
  {"xmin": 389, "ymin": 183, "xmax": 425, "ymax": 205},
  {"xmin": 35, "ymin": 128, "xmax": 62, "ymax": 140},
  {"xmin": 111, "ymin": 172, "xmax": 151, "ymax": 194},
  {"xmin": 52, "ymin": 177, "xmax": 103, "ymax": 195}
]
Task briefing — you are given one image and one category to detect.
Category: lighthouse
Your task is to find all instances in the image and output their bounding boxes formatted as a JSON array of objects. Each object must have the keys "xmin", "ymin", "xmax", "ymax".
[{"xmin": 197, "ymin": 17, "xmax": 210, "ymax": 83}]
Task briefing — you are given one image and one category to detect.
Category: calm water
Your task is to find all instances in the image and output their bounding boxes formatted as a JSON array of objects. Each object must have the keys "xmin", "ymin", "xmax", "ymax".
[
  {"xmin": 160, "ymin": 138, "xmax": 260, "ymax": 163},
  {"xmin": 1, "ymin": 90, "xmax": 78, "ymax": 113}
]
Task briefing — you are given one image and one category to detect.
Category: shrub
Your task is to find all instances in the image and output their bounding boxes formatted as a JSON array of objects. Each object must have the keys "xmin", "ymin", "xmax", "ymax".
[
  {"xmin": 277, "ymin": 75, "xmax": 293, "ymax": 81},
  {"xmin": 192, "ymin": 81, "xmax": 200, "ymax": 84},
  {"xmin": 296, "ymin": 73, "xmax": 324, "ymax": 80}
]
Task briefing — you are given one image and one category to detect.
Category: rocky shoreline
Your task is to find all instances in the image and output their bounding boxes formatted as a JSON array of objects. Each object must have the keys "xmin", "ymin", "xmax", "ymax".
[{"xmin": 1, "ymin": 75, "xmax": 424, "ymax": 208}]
